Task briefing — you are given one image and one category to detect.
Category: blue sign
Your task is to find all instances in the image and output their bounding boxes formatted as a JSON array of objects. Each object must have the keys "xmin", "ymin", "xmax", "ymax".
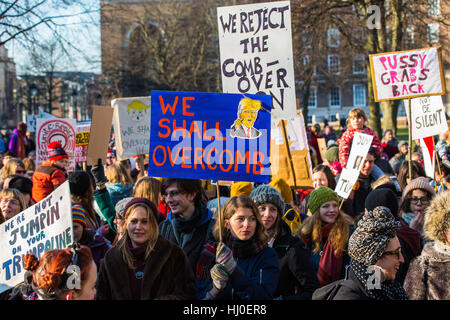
[{"xmin": 148, "ymin": 91, "xmax": 271, "ymax": 182}]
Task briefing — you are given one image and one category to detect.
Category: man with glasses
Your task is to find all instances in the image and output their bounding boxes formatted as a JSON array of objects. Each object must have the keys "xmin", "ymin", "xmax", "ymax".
[
  {"xmin": 32, "ymin": 141, "xmax": 68, "ymax": 203},
  {"xmin": 158, "ymin": 178, "xmax": 215, "ymax": 273}
]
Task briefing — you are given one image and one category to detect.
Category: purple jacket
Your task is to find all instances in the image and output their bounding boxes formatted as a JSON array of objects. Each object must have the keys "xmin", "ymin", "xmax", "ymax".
[{"xmin": 8, "ymin": 128, "xmax": 20, "ymax": 157}]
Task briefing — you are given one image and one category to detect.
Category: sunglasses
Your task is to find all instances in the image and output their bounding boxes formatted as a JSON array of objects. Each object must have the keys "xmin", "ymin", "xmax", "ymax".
[
  {"xmin": 15, "ymin": 170, "xmax": 26, "ymax": 174},
  {"xmin": 383, "ymin": 247, "xmax": 402, "ymax": 259},
  {"xmin": 410, "ymin": 197, "xmax": 430, "ymax": 205}
]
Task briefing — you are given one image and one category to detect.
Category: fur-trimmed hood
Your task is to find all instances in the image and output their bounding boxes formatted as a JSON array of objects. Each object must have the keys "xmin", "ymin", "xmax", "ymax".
[{"xmin": 424, "ymin": 191, "xmax": 450, "ymax": 242}]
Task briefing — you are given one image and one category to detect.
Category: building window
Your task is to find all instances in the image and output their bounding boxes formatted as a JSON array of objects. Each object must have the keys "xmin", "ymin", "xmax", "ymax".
[
  {"xmin": 327, "ymin": 28, "xmax": 340, "ymax": 48},
  {"xmin": 330, "ymin": 115, "xmax": 337, "ymax": 122},
  {"xmin": 307, "ymin": 115, "xmax": 313, "ymax": 124},
  {"xmin": 428, "ymin": 23, "xmax": 439, "ymax": 43},
  {"xmin": 329, "ymin": 87, "xmax": 341, "ymax": 107},
  {"xmin": 428, "ymin": 0, "xmax": 440, "ymax": 15},
  {"xmin": 307, "ymin": 87, "xmax": 317, "ymax": 108},
  {"xmin": 353, "ymin": 84, "xmax": 366, "ymax": 106},
  {"xmin": 328, "ymin": 55, "xmax": 340, "ymax": 74},
  {"xmin": 303, "ymin": 30, "xmax": 312, "ymax": 48},
  {"xmin": 353, "ymin": 54, "xmax": 366, "ymax": 74},
  {"xmin": 303, "ymin": 55, "xmax": 316, "ymax": 76}
]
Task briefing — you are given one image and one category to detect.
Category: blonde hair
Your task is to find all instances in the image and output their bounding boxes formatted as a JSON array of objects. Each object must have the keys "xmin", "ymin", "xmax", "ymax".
[
  {"xmin": 119, "ymin": 202, "xmax": 159, "ymax": 269},
  {"xmin": 371, "ymin": 174, "xmax": 395, "ymax": 190},
  {"xmin": 346, "ymin": 107, "xmax": 367, "ymax": 128},
  {"xmin": 133, "ymin": 176, "xmax": 161, "ymax": 205},
  {"xmin": 212, "ymin": 195, "xmax": 269, "ymax": 245},
  {"xmin": 1, "ymin": 158, "xmax": 25, "ymax": 181},
  {"xmin": 23, "ymin": 157, "xmax": 35, "ymax": 172},
  {"xmin": 297, "ymin": 206, "xmax": 353, "ymax": 256},
  {"xmin": 0, "ymin": 188, "xmax": 27, "ymax": 220},
  {"xmin": 106, "ymin": 163, "xmax": 132, "ymax": 185}
]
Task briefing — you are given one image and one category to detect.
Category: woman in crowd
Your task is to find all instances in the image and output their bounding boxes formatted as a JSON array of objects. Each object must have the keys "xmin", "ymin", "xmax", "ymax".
[
  {"xmin": 397, "ymin": 160, "xmax": 426, "ymax": 191},
  {"xmin": 381, "ymin": 129, "xmax": 399, "ymax": 160},
  {"xmin": 400, "ymin": 177, "xmax": 436, "ymax": 239},
  {"xmin": 0, "ymin": 188, "xmax": 27, "ymax": 223},
  {"xmin": 105, "ymin": 162, "xmax": 133, "ymax": 207},
  {"xmin": 1, "ymin": 158, "xmax": 26, "ymax": 186},
  {"xmin": 250, "ymin": 185, "xmax": 320, "ymax": 299},
  {"xmin": 298, "ymin": 187, "xmax": 353, "ymax": 287},
  {"xmin": 22, "ymin": 157, "xmax": 35, "ymax": 178},
  {"xmin": 112, "ymin": 197, "xmax": 133, "ymax": 246},
  {"xmin": 313, "ymin": 206, "xmax": 408, "ymax": 300},
  {"xmin": 312, "ymin": 164, "xmax": 336, "ymax": 190},
  {"xmin": 96, "ymin": 197, "xmax": 195, "ymax": 300},
  {"xmin": 196, "ymin": 195, "xmax": 280, "ymax": 300},
  {"xmin": 133, "ymin": 176, "xmax": 164, "ymax": 220},
  {"xmin": 23, "ymin": 244, "xmax": 97, "ymax": 300},
  {"xmin": 404, "ymin": 191, "xmax": 450, "ymax": 300}
]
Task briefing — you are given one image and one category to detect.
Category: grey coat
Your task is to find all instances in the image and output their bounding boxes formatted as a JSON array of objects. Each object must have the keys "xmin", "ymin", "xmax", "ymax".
[{"xmin": 403, "ymin": 241, "xmax": 450, "ymax": 300}]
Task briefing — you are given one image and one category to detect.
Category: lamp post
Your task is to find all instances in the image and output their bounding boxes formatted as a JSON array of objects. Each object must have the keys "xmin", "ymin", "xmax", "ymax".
[
  {"xmin": 30, "ymin": 83, "xmax": 38, "ymax": 115},
  {"xmin": 71, "ymin": 86, "xmax": 78, "ymax": 121}
]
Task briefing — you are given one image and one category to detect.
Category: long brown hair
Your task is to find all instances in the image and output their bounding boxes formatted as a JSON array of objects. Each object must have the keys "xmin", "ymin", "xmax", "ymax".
[
  {"xmin": 212, "ymin": 195, "xmax": 269, "ymax": 245},
  {"xmin": 106, "ymin": 162, "xmax": 132, "ymax": 186},
  {"xmin": 133, "ymin": 176, "xmax": 161, "ymax": 205},
  {"xmin": 118, "ymin": 202, "xmax": 159, "ymax": 269},
  {"xmin": 297, "ymin": 204, "xmax": 353, "ymax": 256}
]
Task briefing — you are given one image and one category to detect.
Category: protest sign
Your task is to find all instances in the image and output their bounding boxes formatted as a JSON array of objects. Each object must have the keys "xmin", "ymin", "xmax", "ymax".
[
  {"xmin": 36, "ymin": 118, "xmax": 76, "ymax": 172},
  {"xmin": 317, "ymin": 138, "xmax": 327, "ymax": 162},
  {"xmin": 149, "ymin": 91, "xmax": 271, "ymax": 183},
  {"xmin": 76, "ymin": 122, "xmax": 91, "ymax": 163},
  {"xmin": 0, "ymin": 182, "xmax": 73, "ymax": 292},
  {"xmin": 335, "ymin": 132, "xmax": 373, "ymax": 199},
  {"xmin": 86, "ymin": 106, "xmax": 114, "ymax": 166},
  {"xmin": 26, "ymin": 115, "xmax": 37, "ymax": 133},
  {"xmin": 420, "ymin": 136, "xmax": 435, "ymax": 179},
  {"xmin": 112, "ymin": 97, "xmax": 151, "ymax": 161},
  {"xmin": 217, "ymin": 1, "xmax": 296, "ymax": 121},
  {"xmin": 404, "ymin": 95, "xmax": 448, "ymax": 140},
  {"xmin": 369, "ymin": 47, "xmax": 445, "ymax": 102}
]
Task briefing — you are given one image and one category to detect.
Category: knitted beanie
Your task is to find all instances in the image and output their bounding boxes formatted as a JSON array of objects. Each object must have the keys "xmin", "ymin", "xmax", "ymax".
[
  {"xmin": 72, "ymin": 205, "xmax": 87, "ymax": 228},
  {"xmin": 230, "ymin": 181, "xmax": 253, "ymax": 198},
  {"xmin": 307, "ymin": 186, "xmax": 339, "ymax": 215},
  {"xmin": 48, "ymin": 141, "xmax": 68, "ymax": 162},
  {"xmin": 68, "ymin": 171, "xmax": 92, "ymax": 197},
  {"xmin": 324, "ymin": 146, "xmax": 339, "ymax": 163},
  {"xmin": 365, "ymin": 188, "xmax": 399, "ymax": 217},
  {"xmin": 348, "ymin": 206, "xmax": 400, "ymax": 266},
  {"xmin": 402, "ymin": 176, "xmax": 435, "ymax": 200},
  {"xmin": 269, "ymin": 178, "xmax": 292, "ymax": 203},
  {"xmin": 115, "ymin": 197, "xmax": 133, "ymax": 218},
  {"xmin": 249, "ymin": 184, "xmax": 285, "ymax": 215}
]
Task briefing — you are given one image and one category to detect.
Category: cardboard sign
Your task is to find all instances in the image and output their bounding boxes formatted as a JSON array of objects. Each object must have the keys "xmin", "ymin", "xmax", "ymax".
[
  {"xmin": 405, "ymin": 96, "xmax": 448, "ymax": 140},
  {"xmin": 112, "ymin": 97, "xmax": 151, "ymax": 161},
  {"xmin": 420, "ymin": 136, "xmax": 435, "ymax": 179},
  {"xmin": 26, "ymin": 115, "xmax": 37, "ymax": 133},
  {"xmin": 86, "ymin": 106, "xmax": 114, "ymax": 166},
  {"xmin": 36, "ymin": 118, "xmax": 76, "ymax": 172},
  {"xmin": 217, "ymin": 1, "xmax": 296, "ymax": 121},
  {"xmin": 369, "ymin": 47, "xmax": 445, "ymax": 101},
  {"xmin": 149, "ymin": 91, "xmax": 271, "ymax": 183},
  {"xmin": 317, "ymin": 138, "xmax": 327, "ymax": 162},
  {"xmin": 335, "ymin": 132, "xmax": 373, "ymax": 199},
  {"xmin": 0, "ymin": 182, "xmax": 73, "ymax": 292},
  {"xmin": 75, "ymin": 122, "xmax": 91, "ymax": 163}
]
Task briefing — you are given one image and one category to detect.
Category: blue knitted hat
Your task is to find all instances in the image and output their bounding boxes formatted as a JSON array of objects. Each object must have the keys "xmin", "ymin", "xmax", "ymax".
[{"xmin": 249, "ymin": 184, "xmax": 285, "ymax": 215}]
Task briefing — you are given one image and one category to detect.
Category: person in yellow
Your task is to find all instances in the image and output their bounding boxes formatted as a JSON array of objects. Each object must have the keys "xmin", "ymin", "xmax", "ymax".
[{"xmin": 230, "ymin": 97, "xmax": 262, "ymax": 139}]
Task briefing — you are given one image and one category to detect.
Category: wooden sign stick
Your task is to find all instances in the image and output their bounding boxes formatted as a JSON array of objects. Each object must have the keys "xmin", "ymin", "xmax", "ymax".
[
  {"xmin": 216, "ymin": 180, "xmax": 223, "ymax": 243},
  {"xmin": 281, "ymin": 119, "xmax": 298, "ymax": 189}
]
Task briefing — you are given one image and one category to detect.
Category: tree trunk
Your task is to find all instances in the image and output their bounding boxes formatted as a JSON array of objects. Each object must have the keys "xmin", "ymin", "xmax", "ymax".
[{"xmin": 380, "ymin": 100, "xmax": 399, "ymax": 135}]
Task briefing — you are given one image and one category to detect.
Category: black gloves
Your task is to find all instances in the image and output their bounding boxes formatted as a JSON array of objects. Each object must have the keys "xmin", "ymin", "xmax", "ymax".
[{"xmin": 90, "ymin": 158, "xmax": 108, "ymax": 186}]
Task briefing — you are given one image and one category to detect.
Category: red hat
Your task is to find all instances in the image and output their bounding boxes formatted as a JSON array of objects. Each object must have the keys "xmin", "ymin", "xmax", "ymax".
[{"xmin": 48, "ymin": 141, "xmax": 68, "ymax": 162}]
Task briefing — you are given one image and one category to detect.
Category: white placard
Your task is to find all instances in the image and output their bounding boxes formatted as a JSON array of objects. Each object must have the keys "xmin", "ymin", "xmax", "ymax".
[
  {"xmin": 36, "ymin": 118, "xmax": 76, "ymax": 172},
  {"xmin": 0, "ymin": 182, "xmax": 73, "ymax": 292},
  {"xmin": 370, "ymin": 47, "xmax": 445, "ymax": 101},
  {"xmin": 111, "ymin": 97, "xmax": 151, "ymax": 161},
  {"xmin": 405, "ymin": 96, "xmax": 448, "ymax": 140},
  {"xmin": 217, "ymin": 1, "xmax": 296, "ymax": 121},
  {"xmin": 335, "ymin": 132, "xmax": 373, "ymax": 199}
]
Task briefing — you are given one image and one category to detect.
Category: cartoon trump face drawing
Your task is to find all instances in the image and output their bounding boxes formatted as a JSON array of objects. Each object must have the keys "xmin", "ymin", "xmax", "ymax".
[
  {"xmin": 127, "ymin": 100, "xmax": 150, "ymax": 122},
  {"xmin": 230, "ymin": 97, "xmax": 262, "ymax": 139}
]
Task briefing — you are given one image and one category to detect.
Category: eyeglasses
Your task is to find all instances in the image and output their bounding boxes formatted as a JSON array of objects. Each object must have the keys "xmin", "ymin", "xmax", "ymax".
[
  {"xmin": 0, "ymin": 198, "xmax": 19, "ymax": 206},
  {"xmin": 162, "ymin": 190, "xmax": 181, "ymax": 199},
  {"xmin": 383, "ymin": 247, "xmax": 402, "ymax": 259},
  {"xmin": 15, "ymin": 170, "xmax": 26, "ymax": 174},
  {"xmin": 410, "ymin": 197, "xmax": 430, "ymax": 205}
]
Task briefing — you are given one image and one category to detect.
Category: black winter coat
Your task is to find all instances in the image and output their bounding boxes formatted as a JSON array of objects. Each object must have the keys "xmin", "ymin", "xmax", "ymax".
[
  {"xmin": 272, "ymin": 220, "xmax": 320, "ymax": 300},
  {"xmin": 327, "ymin": 268, "xmax": 372, "ymax": 300}
]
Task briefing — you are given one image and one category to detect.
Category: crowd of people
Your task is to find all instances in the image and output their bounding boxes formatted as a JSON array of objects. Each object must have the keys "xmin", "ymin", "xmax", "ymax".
[{"xmin": 0, "ymin": 109, "xmax": 449, "ymax": 301}]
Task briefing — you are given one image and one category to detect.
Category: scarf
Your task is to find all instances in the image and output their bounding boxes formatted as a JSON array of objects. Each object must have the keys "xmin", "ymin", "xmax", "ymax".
[
  {"xmin": 17, "ymin": 132, "xmax": 26, "ymax": 159},
  {"xmin": 350, "ymin": 259, "xmax": 408, "ymax": 300},
  {"xmin": 316, "ymin": 223, "xmax": 344, "ymax": 286},
  {"xmin": 195, "ymin": 235, "xmax": 265, "ymax": 282},
  {"xmin": 397, "ymin": 220, "xmax": 421, "ymax": 257},
  {"xmin": 126, "ymin": 239, "xmax": 148, "ymax": 299},
  {"xmin": 171, "ymin": 206, "xmax": 204, "ymax": 248}
]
